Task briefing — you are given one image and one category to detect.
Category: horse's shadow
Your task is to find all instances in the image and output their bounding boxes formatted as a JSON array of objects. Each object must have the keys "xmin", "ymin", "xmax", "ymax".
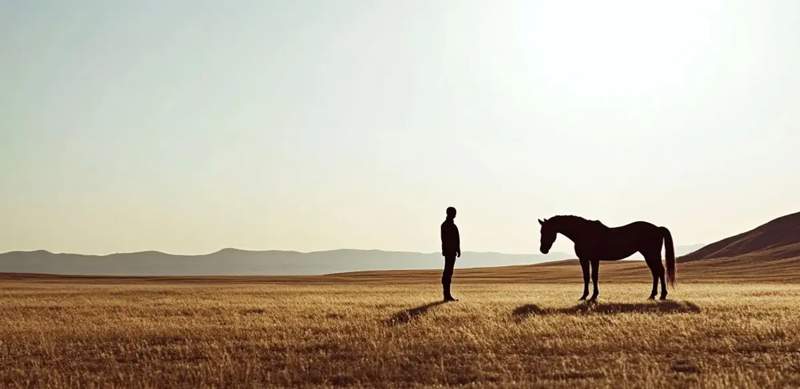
[
  {"xmin": 387, "ymin": 301, "xmax": 446, "ymax": 325},
  {"xmin": 513, "ymin": 300, "xmax": 701, "ymax": 319}
]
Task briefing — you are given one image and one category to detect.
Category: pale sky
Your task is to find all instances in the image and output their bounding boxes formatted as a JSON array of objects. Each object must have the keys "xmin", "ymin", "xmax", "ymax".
[{"xmin": 2, "ymin": 0, "xmax": 799, "ymax": 255}]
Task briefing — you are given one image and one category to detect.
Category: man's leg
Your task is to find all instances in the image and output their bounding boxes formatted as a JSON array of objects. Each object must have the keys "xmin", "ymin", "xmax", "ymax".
[{"xmin": 442, "ymin": 255, "xmax": 456, "ymax": 301}]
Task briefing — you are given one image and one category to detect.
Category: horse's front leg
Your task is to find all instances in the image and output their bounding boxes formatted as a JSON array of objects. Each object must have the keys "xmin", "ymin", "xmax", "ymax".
[
  {"xmin": 579, "ymin": 259, "xmax": 590, "ymax": 300},
  {"xmin": 588, "ymin": 259, "xmax": 600, "ymax": 302}
]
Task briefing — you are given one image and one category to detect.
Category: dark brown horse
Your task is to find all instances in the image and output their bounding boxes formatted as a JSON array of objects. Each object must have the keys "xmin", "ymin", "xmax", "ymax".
[{"xmin": 538, "ymin": 215, "xmax": 675, "ymax": 301}]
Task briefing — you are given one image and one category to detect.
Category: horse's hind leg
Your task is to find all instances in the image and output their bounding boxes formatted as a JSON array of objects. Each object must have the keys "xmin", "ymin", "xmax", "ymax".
[
  {"xmin": 646, "ymin": 247, "xmax": 669, "ymax": 300},
  {"xmin": 658, "ymin": 260, "xmax": 668, "ymax": 300},
  {"xmin": 588, "ymin": 259, "xmax": 600, "ymax": 302},
  {"xmin": 644, "ymin": 256, "xmax": 658, "ymax": 300},
  {"xmin": 579, "ymin": 259, "xmax": 590, "ymax": 300}
]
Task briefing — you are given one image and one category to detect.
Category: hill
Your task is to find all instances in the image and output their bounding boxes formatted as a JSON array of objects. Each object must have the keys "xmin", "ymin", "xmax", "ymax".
[
  {"xmin": 0, "ymin": 249, "xmax": 567, "ymax": 276},
  {"xmin": 681, "ymin": 211, "xmax": 800, "ymax": 261}
]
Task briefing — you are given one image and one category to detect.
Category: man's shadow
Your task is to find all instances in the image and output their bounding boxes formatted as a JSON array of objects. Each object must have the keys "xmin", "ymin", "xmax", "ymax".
[
  {"xmin": 387, "ymin": 301, "xmax": 447, "ymax": 325},
  {"xmin": 513, "ymin": 300, "xmax": 701, "ymax": 320}
]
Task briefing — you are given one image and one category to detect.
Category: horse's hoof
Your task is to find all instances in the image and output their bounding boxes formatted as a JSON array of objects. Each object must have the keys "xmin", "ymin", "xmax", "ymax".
[
  {"xmin": 659, "ymin": 295, "xmax": 668, "ymax": 300},
  {"xmin": 648, "ymin": 295, "xmax": 656, "ymax": 300},
  {"xmin": 578, "ymin": 296, "xmax": 587, "ymax": 301}
]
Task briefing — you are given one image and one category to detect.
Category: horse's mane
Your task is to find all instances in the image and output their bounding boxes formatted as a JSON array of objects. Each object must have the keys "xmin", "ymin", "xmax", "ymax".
[{"xmin": 548, "ymin": 215, "xmax": 608, "ymax": 229}]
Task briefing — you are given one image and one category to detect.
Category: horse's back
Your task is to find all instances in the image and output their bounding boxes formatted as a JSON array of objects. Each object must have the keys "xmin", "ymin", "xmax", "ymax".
[
  {"xmin": 617, "ymin": 220, "xmax": 657, "ymax": 228},
  {"xmin": 608, "ymin": 221, "xmax": 664, "ymax": 246},
  {"xmin": 614, "ymin": 221, "xmax": 661, "ymax": 234},
  {"xmin": 592, "ymin": 221, "xmax": 663, "ymax": 260}
]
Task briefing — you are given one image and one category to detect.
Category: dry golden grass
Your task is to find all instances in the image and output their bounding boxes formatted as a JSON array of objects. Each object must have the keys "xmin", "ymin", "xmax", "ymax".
[{"xmin": 2, "ymin": 280, "xmax": 800, "ymax": 387}]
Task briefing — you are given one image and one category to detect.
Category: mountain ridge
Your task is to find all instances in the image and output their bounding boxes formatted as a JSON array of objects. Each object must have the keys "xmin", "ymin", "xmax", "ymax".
[
  {"xmin": 681, "ymin": 211, "xmax": 800, "ymax": 261},
  {"xmin": 0, "ymin": 248, "xmax": 569, "ymax": 276}
]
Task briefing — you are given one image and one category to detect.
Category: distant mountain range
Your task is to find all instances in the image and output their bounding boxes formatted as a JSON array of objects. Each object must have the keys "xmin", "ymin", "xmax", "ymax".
[
  {"xmin": 0, "ymin": 249, "xmax": 572, "ymax": 276},
  {"xmin": 2, "ymin": 210, "xmax": 797, "ymax": 279},
  {"xmin": 0, "ymin": 243, "xmax": 706, "ymax": 276},
  {"xmin": 6, "ymin": 209, "xmax": 796, "ymax": 280}
]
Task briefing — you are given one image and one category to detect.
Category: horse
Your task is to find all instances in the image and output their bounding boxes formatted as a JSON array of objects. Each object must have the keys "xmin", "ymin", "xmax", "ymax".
[{"xmin": 538, "ymin": 215, "xmax": 675, "ymax": 301}]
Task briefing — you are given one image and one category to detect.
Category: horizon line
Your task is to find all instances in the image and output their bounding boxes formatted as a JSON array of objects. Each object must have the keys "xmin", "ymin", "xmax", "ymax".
[{"xmin": 0, "ymin": 247, "xmax": 568, "ymax": 258}]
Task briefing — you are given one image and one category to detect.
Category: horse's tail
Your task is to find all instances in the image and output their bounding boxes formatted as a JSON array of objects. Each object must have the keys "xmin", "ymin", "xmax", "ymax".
[{"xmin": 660, "ymin": 226, "xmax": 676, "ymax": 288}]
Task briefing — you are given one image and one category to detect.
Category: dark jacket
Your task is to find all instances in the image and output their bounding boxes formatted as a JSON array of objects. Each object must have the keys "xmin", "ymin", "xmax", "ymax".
[{"xmin": 440, "ymin": 219, "xmax": 460, "ymax": 256}]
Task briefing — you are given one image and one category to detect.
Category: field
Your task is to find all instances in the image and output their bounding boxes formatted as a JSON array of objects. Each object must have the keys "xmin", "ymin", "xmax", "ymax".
[{"xmin": 2, "ymin": 275, "xmax": 800, "ymax": 387}]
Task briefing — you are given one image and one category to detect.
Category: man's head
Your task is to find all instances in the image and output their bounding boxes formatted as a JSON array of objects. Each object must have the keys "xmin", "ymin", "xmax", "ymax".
[{"xmin": 446, "ymin": 207, "xmax": 457, "ymax": 219}]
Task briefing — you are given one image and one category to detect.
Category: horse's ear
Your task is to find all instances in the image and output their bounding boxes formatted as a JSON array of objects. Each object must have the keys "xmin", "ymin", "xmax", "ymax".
[{"xmin": 538, "ymin": 219, "xmax": 543, "ymax": 225}]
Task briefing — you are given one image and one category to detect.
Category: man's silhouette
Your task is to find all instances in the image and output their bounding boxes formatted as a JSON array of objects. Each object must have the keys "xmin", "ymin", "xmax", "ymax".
[{"xmin": 440, "ymin": 206, "xmax": 460, "ymax": 302}]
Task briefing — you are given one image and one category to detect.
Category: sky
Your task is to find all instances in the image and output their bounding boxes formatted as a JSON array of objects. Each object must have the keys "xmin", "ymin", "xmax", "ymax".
[{"xmin": 2, "ymin": 0, "xmax": 799, "ymax": 255}]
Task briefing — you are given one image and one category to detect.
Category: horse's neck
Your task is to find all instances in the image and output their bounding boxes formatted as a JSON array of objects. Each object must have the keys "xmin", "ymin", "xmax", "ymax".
[
  {"xmin": 558, "ymin": 221, "xmax": 599, "ymax": 243},
  {"xmin": 558, "ymin": 227, "xmax": 581, "ymax": 243}
]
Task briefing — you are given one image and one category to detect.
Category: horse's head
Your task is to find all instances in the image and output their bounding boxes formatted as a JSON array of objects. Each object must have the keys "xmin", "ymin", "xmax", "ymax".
[{"xmin": 538, "ymin": 218, "xmax": 557, "ymax": 254}]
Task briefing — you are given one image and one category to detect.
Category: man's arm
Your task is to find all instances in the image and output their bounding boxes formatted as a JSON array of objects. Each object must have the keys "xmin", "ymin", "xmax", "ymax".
[
  {"xmin": 440, "ymin": 224, "xmax": 446, "ymax": 256},
  {"xmin": 455, "ymin": 225, "xmax": 461, "ymax": 257}
]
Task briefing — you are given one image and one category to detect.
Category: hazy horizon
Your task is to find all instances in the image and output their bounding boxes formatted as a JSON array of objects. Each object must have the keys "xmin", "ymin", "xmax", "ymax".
[
  {"xmin": 3, "ymin": 1, "xmax": 800, "ymax": 256},
  {"xmin": 1, "ymin": 245, "xmax": 716, "ymax": 276},
  {"xmin": 1, "ymin": 243, "xmax": 706, "ymax": 258}
]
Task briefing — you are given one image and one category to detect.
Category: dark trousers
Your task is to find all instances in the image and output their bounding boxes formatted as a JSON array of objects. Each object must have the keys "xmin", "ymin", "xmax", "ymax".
[{"xmin": 442, "ymin": 255, "xmax": 456, "ymax": 286}]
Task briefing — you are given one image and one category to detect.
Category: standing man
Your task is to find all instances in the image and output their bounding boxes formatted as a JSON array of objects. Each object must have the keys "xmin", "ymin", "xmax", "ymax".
[{"xmin": 440, "ymin": 206, "xmax": 461, "ymax": 302}]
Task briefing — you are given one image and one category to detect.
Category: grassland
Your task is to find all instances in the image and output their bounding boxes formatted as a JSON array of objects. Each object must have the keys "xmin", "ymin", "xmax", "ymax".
[{"xmin": 2, "ymin": 278, "xmax": 800, "ymax": 387}]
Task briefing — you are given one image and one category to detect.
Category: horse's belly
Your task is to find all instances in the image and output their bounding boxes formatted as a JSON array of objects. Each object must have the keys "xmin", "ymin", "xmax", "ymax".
[
  {"xmin": 576, "ymin": 243, "xmax": 637, "ymax": 261},
  {"xmin": 599, "ymin": 245, "xmax": 638, "ymax": 261}
]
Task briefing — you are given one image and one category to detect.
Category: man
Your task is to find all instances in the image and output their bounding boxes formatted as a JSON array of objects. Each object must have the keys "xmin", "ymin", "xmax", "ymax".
[{"xmin": 440, "ymin": 206, "xmax": 461, "ymax": 302}]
